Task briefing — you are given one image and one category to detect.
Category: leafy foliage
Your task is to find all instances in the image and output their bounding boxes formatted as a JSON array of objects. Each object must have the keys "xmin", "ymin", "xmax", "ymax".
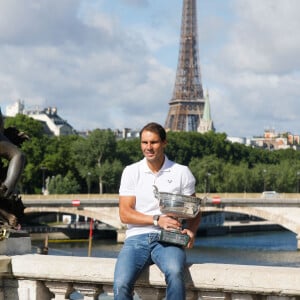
[
  {"xmin": 3, "ymin": 114, "xmax": 300, "ymax": 194},
  {"xmin": 71, "ymin": 129, "xmax": 119, "ymax": 193},
  {"xmin": 48, "ymin": 172, "xmax": 80, "ymax": 194}
]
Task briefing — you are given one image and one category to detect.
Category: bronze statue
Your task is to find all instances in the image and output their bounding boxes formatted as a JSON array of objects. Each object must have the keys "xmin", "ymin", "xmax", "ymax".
[{"xmin": 0, "ymin": 108, "xmax": 27, "ymax": 233}]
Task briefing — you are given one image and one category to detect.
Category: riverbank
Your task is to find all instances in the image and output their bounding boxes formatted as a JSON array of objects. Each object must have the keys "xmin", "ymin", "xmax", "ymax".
[
  {"xmin": 199, "ymin": 220, "xmax": 283, "ymax": 236},
  {"xmin": 28, "ymin": 220, "xmax": 284, "ymax": 241}
]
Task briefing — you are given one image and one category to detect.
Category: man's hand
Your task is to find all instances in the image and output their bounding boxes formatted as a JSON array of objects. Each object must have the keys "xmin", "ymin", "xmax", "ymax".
[
  {"xmin": 181, "ymin": 228, "xmax": 195, "ymax": 248},
  {"xmin": 159, "ymin": 215, "xmax": 182, "ymax": 231}
]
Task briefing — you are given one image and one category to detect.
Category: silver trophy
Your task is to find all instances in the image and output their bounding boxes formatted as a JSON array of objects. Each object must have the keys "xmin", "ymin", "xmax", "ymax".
[{"xmin": 153, "ymin": 185, "xmax": 204, "ymax": 246}]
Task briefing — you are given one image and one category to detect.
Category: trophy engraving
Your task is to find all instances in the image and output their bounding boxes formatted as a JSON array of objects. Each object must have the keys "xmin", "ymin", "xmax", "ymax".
[{"xmin": 153, "ymin": 185, "xmax": 204, "ymax": 246}]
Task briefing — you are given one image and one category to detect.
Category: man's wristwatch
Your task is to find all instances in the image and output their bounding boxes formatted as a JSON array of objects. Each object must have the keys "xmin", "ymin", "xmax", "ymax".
[{"xmin": 153, "ymin": 215, "xmax": 160, "ymax": 226}]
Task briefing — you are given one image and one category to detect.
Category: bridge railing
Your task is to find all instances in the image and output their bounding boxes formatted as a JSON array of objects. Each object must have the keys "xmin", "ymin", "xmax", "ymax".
[
  {"xmin": 1, "ymin": 254, "xmax": 300, "ymax": 299},
  {"xmin": 21, "ymin": 193, "xmax": 300, "ymax": 201}
]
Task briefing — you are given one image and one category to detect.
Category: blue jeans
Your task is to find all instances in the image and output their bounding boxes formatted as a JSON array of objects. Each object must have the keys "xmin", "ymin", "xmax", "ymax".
[{"xmin": 113, "ymin": 233, "xmax": 186, "ymax": 300}]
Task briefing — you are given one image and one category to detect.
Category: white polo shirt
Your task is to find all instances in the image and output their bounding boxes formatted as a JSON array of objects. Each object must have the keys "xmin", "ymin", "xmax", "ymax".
[{"xmin": 119, "ymin": 156, "xmax": 196, "ymax": 238}]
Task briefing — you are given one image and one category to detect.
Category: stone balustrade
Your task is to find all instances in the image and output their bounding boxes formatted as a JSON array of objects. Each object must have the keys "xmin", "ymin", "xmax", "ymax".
[{"xmin": 0, "ymin": 254, "xmax": 300, "ymax": 299}]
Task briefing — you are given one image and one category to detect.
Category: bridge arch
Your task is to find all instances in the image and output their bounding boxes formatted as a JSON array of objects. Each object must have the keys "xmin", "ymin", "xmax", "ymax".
[
  {"xmin": 24, "ymin": 206, "xmax": 123, "ymax": 229},
  {"xmin": 232, "ymin": 207, "xmax": 298, "ymax": 233},
  {"xmin": 26, "ymin": 205, "xmax": 300, "ymax": 235},
  {"xmin": 203, "ymin": 206, "xmax": 300, "ymax": 249},
  {"xmin": 24, "ymin": 198, "xmax": 300, "ymax": 249}
]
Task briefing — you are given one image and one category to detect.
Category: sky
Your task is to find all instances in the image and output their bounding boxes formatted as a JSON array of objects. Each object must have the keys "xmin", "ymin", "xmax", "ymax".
[{"xmin": 1, "ymin": 0, "xmax": 300, "ymax": 138}]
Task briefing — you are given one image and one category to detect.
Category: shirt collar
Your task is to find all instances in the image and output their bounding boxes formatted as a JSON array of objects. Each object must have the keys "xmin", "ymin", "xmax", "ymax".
[{"xmin": 141, "ymin": 155, "xmax": 171, "ymax": 173}]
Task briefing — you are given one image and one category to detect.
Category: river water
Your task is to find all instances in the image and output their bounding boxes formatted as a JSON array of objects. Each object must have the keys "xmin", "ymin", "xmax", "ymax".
[{"xmin": 32, "ymin": 230, "xmax": 300, "ymax": 267}]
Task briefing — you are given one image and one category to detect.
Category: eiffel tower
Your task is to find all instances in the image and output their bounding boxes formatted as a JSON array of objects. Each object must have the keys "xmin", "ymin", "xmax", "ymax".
[{"xmin": 165, "ymin": 0, "xmax": 213, "ymax": 132}]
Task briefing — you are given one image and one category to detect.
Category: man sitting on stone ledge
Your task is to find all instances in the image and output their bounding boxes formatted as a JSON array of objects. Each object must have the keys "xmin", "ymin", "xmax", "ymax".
[{"xmin": 113, "ymin": 122, "xmax": 201, "ymax": 300}]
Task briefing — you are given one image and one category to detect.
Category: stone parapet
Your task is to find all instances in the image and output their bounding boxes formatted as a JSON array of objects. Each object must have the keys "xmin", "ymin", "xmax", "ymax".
[
  {"xmin": 0, "ymin": 254, "xmax": 298, "ymax": 299},
  {"xmin": 0, "ymin": 234, "xmax": 31, "ymax": 256}
]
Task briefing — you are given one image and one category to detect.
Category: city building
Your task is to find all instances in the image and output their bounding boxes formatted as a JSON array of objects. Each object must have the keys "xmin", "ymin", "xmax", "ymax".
[
  {"xmin": 227, "ymin": 128, "xmax": 300, "ymax": 150},
  {"xmin": 5, "ymin": 100, "xmax": 75, "ymax": 136},
  {"xmin": 114, "ymin": 128, "xmax": 140, "ymax": 140}
]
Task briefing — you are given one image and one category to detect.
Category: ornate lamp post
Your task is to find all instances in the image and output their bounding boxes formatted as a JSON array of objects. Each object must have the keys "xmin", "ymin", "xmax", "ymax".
[
  {"xmin": 87, "ymin": 172, "xmax": 91, "ymax": 194},
  {"xmin": 263, "ymin": 169, "xmax": 267, "ymax": 191},
  {"xmin": 206, "ymin": 172, "xmax": 211, "ymax": 193},
  {"xmin": 297, "ymin": 171, "xmax": 300, "ymax": 193},
  {"xmin": 40, "ymin": 166, "xmax": 47, "ymax": 194}
]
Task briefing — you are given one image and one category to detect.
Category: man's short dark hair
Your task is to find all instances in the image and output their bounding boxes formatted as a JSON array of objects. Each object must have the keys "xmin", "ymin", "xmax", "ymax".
[{"xmin": 140, "ymin": 122, "xmax": 167, "ymax": 142}]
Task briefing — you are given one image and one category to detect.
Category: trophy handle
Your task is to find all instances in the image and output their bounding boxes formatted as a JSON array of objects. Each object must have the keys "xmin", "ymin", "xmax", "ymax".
[
  {"xmin": 201, "ymin": 195, "xmax": 208, "ymax": 207},
  {"xmin": 153, "ymin": 185, "xmax": 159, "ymax": 199}
]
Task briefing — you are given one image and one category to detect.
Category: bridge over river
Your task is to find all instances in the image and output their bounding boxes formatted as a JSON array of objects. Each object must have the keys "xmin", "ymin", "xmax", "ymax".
[{"xmin": 21, "ymin": 193, "xmax": 300, "ymax": 249}]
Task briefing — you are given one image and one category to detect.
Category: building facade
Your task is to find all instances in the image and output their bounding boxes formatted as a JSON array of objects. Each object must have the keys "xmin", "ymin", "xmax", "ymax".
[{"xmin": 5, "ymin": 100, "xmax": 75, "ymax": 136}]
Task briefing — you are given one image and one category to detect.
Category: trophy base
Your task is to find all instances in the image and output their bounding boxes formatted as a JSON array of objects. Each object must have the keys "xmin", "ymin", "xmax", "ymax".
[{"xmin": 159, "ymin": 229, "xmax": 190, "ymax": 247}]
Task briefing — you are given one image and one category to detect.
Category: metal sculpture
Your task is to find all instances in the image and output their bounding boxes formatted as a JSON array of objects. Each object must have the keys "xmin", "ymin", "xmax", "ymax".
[{"xmin": 0, "ymin": 108, "xmax": 27, "ymax": 239}]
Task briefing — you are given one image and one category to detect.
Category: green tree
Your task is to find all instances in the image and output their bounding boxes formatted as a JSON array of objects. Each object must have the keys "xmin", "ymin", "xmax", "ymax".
[
  {"xmin": 189, "ymin": 155, "xmax": 224, "ymax": 193},
  {"xmin": 71, "ymin": 129, "xmax": 117, "ymax": 193},
  {"xmin": 221, "ymin": 163, "xmax": 247, "ymax": 192},
  {"xmin": 100, "ymin": 159, "xmax": 123, "ymax": 193},
  {"xmin": 5, "ymin": 114, "xmax": 300, "ymax": 194},
  {"xmin": 48, "ymin": 172, "xmax": 80, "ymax": 194},
  {"xmin": 40, "ymin": 135, "xmax": 83, "ymax": 192},
  {"xmin": 116, "ymin": 138, "xmax": 141, "ymax": 165}
]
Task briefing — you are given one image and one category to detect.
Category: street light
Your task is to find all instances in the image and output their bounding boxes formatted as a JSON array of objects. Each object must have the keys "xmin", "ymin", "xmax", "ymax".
[
  {"xmin": 206, "ymin": 172, "xmax": 211, "ymax": 193},
  {"xmin": 297, "ymin": 171, "xmax": 300, "ymax": 193},
  {"xmin": 87, "ymin": 172, "xmax": 91, "ymax": 194},
  {"xmin": 40, "ymin": 166, "xmax": 47, "ymax": 194},
  {"xmin": 263, "ymin": 169, "xmax": 267, "ymax": 191}
]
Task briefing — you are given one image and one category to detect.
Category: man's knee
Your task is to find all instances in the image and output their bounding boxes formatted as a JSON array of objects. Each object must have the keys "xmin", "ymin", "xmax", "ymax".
[{"xmin": 113, "ymin": 280, "xmax": 134, "ymax": 300}]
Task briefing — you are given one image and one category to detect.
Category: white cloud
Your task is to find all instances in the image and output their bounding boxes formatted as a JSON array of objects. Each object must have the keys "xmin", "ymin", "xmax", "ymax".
[
  {"xmin": 204, "ymin": 0, "xmax": 300, "ymax": 136},
  {"xmin": 224, "ymin": 0, "xmax": 300, "ymax": 73},
  {"xmin": 0, "ymin": 0, "xmax": 300, "ymax": 138}
]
